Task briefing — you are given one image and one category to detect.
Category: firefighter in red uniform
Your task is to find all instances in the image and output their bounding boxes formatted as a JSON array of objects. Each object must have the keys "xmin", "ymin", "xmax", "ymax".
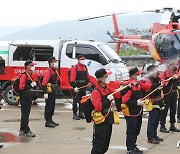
[
  {"xmin": 70, "ymin": 55, "xmax": 90, "ymax": 120},
  {"xmin": 0, "ymin": 82, "xmax": 3, "ymax": 148},
  {"xmin": 19, "ymin": 60, "xmax": 37, "ymax": 137},
  {"xmin": 175, "ymin": 61, "xmax": 180, "ymax": 123},
  {"xmin": 42, "ymin": 57, "xmax": 60, "ymax": 128},
  {"xmin": 122, "ymin": 67, "xmax": 151, "ymax": 154},
  {"xmin": 145, "ymin": 65, "xmax": 164, "ymax": 144},
  {"xmin": 91, "ymin": 68, "xmax": 126, "ymax": 154},
  {"xmin": 159, "ymin": 62, "xmax": 180, "ymax": 132}
]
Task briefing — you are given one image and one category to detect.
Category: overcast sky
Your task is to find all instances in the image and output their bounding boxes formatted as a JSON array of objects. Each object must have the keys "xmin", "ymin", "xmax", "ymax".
[{"xmin": 0, "ymin": 0, "xmax": 179, "ymax": 26}]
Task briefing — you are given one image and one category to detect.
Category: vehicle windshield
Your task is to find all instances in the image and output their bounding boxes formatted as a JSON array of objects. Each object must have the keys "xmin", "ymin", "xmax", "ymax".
[
  {"xmin": 172, "ymin": 33, "xmax": 180, "ymax": 49},
  {"xmin": 98, "ymin": 44, "xmax": 122, "ymax": 63}
]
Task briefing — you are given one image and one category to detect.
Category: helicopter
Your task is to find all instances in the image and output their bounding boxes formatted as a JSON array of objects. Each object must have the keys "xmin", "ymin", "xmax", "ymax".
[{"xmin": 79, "ymin": 8, "xmax": 180, "ymax": 63}]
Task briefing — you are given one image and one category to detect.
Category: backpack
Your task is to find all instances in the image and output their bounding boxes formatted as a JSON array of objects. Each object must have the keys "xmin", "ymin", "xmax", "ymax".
[
  {"xmin": 11, "ymin": 73, "xmax": 25, "ymax": 95},
  {"xmin": 80, "ymin": 88, "xmax": 102, "ymax": 123}
]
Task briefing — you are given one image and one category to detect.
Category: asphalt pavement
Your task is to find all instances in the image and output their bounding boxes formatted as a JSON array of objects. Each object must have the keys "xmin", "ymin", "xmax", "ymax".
[{"xmin": 0, "ymin": 99, "xmax": 180, "ymax": 154}]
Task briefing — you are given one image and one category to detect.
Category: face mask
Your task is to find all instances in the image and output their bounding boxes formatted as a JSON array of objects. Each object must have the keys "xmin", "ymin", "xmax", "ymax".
[
  {"xmin": 31, "ymin": 66, "xmax": 35, "ymax": 71},
  {"xmin": 80, "ymin": 60, "xmax": 85, "ymax": 65},
  {"xmin": 53, "ymin": 63, "xmax": 58, "ymax": 68},
  {"xmin": 137, "ymin": 75, "xmax": 141, "ymax": 80},
  {"xmin": 104, "ymin": 77, "xmax": 110, "ymax": 84}
]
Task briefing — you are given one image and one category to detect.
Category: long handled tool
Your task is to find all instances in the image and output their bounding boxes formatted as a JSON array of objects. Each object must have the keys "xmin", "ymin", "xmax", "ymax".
[
  {"xmin": 78, "ymin": 83, "xmax": 92, "ymax": 90},
  {"xmin": 142, "ymin": 75, "xmax": 177, "ymax": 100}
]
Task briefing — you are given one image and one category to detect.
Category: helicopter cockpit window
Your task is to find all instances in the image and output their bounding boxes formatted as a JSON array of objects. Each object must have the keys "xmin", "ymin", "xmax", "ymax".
[
  {"xmin": 172, "ymin": 33, "xmax": 180, "ymax": 50},
  {"xmin": 13, "ymin": 46, "xmax": 53, "ymax": 61},
  {"xmin": 74, "ymin": 45, "xmax": 108, "ymax": 65},
  {"xmin": 155, "ymin": 34, "xmax": 171, "ymax": 58}
]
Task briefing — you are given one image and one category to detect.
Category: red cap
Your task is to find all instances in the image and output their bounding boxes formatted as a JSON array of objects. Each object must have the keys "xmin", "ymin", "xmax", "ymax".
[
  {"xmin": 135, "ymin": 70, "xmax": 143, "ymax": 75},
  {"xmin": 105, "ymin": 71, "xmax": 112, "ymax": 76}
]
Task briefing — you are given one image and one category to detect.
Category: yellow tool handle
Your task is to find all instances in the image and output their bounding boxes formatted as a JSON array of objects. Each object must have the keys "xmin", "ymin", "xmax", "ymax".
[
  {"xmin": 111, "ymin": 85, "xmax": 129, "ymax": 95},
  {"xmin": 142, "ymin": 74, "xmax": 179, "ymax": 100},
  {"xmin": 78, "ymin": 84, "xmax": 89, "ymax": 90},
  {"xmin": 142, "ymin": 85, "xmax": 162, "ymax": 100}
]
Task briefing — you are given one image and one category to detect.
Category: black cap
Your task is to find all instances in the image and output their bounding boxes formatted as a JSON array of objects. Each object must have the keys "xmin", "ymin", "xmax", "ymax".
[
  {"xmin": 77, "ymin": 55, "xmax": 85, "ymax": 60},
  {"xmin": 95, "ymin": 68, "xmax": 112, "ymax": 79},
  {"xmin": 48, "ymin": 57, "xmax": 58, "ymax": 64},
  {"xmin": 24, "ymin": 60, "xmax": 35, "ymax": 67},
  {"xmin": 147, "ymin": 65, "xmax": 157, "ymax": 72},
  {"xmin": 129, "ymin": 67, "xmax": 142, "ymax": 76}
]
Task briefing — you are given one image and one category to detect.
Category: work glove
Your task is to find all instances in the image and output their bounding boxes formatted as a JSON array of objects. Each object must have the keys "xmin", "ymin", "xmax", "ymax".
[
  {"xmin": 137, "ymin": 99, "xmax": 144, "ymax": 106},
  {"xmin": 44, "ymin": 94, "xmax": 48, "ymax": 100},
  {"xmin": 173, "ymin": 74, "xmax": 178, "ymax": 79},
  {"xmin": 107, "ymin": 94, "xmax": 114, "ymax": 101},
  {"xmin": 0, "ymin": 99, "xmax": 4, "ymax": 108},
  {"xmin": 74, "ymin": 87, "xmax": 79, "ymax": 93},
  {"xmin": 31, "ymin": 81, "xmax": 37, "ymax": 87}
]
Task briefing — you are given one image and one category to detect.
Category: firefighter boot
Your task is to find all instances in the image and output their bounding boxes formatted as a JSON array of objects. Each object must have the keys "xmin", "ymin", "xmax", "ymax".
[
  {"xmin": 133, "ymin": 147, "xmax": 143, "ymax": 153},
  {"xmin": 51, "ymin": 120, "xmax": 59, "ymax": 126},
  {"xmin": 73, "ymin": 114, "xmax": 81, "ymax": 120},
  {"xmin": 78, "ymin": 112, "xmax": 85, "ymax": 119},
  {"xmin": 147, "ymin": 138, "xmax": 160, "ymax": 144},
  {"xmin": 169, "ymin": 124, "xmax": 180, "ymax": 132},
  {"xmin": 154, "ymin": 135, "xmax": 164, "ymax": 142},
  {"xmin": 177, "ymin": 118, "xmax": 180, "ymax": 123},
  {"xmin": 160, "ymin": 125, "xmax": 169, "ymax": 133},
  {"xmin": 45, "ymin": 121, "xmax": 56, "ymax": 128}
]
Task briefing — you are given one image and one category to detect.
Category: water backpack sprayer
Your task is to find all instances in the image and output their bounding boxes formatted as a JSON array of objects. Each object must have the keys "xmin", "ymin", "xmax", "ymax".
[{"xmin": 81, "ymin": 85, "xmax": 129, "ymax": 124}]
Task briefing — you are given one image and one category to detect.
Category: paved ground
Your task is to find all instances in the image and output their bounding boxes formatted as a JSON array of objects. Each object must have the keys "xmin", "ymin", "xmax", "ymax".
[{"xmin": 0, "ymin": 99, "xmax": 180, "ymax": 154}]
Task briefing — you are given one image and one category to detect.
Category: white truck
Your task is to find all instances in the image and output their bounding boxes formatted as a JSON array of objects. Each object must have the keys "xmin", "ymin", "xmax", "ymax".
[{"xmin": 0, "ymin": 39, "xmax": 129, "ymax": 105}]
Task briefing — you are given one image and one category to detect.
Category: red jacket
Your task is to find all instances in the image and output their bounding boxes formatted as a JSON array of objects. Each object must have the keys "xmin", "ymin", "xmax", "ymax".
[
  {"xmin": 122, "ymin": 79, "xmax": 151, "ymax": 104},
  {"xmin": 42, "ymin": 67, "xmax": 57, "ymax": 86},
  {"xmin": 159, "ymin": 70, "xmax": 173, "ymax": 81},
  {"xmin": 70, "ymin": 62, "xmax": 90, "ymax": 83},
  {"xmin": 91, "ymin": 84, "xmax": 121, "ymax": 112},
  {"xmin": 19, "ymin": 71, "xmax": 33, "ymax": 91}
]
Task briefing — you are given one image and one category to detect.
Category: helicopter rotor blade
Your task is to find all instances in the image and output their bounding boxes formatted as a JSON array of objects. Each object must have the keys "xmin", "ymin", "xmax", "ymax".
[
  {"xmin": 79, "ymin": 12, "xmax": 127, "ymax": 21},
  {"xmin": 79, "ymin": 8, "xmax": 180, "ymax": 21},
  {"xmin": 79, "ymin": 14, "xmax": 112, "ymax": 21},
  {"xmin": 142, "ymin": 9, "xmax": 161, "ymax": 13},
  {"xmin": 142, "ymin": 8, "xmax": 180, "ymax": 13}
]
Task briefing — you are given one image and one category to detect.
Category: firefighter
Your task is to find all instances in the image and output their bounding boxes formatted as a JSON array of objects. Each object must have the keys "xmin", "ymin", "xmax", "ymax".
[
  {"xmin": 167, "ymin": 40, "xmax": 178, "ymax": 61},
  {"xmin": 91, "ymin": 68, "xmax": 128, "ymax": 154},
  {"xmin": 70, "ymin": 55, "xmax": 90, "ymax": 120},
  {"xmin": 159, "ymin": 62, "xmax": 180, "ymax": 133},
  {"xmin": 0, "ymin": 83, "xmax": 3, "ymax": 148},
  {"xmin": 122, "ymin": 67, "xmax": 151, "ymax": 154},
  {"xmin": 145, "ymin": 65, "xmax": 164, "ymax": 144},
  {"xmin": 176, "ymin": 62, "xmax": 180, "ymax": 123},
  {"xmin": 42, "ymin": 57, "xmax": 60, "ymax": 128},
  {"xmin": 19, "ymin": 60, "xmax": 37, "ymax": 137},
  {"xmin": 178, "ymin": 92, "xmax": 180, "ymax": 123}
]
